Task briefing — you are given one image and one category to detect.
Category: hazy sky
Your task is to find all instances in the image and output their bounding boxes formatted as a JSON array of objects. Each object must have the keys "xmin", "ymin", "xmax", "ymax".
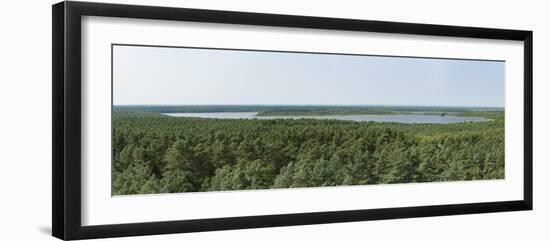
[{"xmin": 113, "ymin": 45, "xmax": 504, "ymax": 107}]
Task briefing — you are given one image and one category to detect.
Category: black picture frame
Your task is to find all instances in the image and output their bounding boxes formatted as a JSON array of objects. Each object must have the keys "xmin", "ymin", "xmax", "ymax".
[{"xmin": 52, "ymin": 1, "xmax": 533, "ymax": 240}]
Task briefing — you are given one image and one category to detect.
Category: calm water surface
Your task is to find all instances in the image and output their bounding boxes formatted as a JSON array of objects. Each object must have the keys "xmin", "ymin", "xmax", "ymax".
[{"xmin": 163, "ymin": 112, "xmax": 486, "ymax": 124}]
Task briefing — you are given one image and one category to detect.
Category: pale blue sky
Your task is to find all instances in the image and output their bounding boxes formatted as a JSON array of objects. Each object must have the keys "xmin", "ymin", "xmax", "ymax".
[{"xmin": 113, "ymin": 45, "xmax": 504, "ymax": 107}]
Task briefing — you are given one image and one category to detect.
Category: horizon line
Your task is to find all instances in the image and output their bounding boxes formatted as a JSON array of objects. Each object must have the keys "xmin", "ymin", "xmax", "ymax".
[{"xmin": 112, "ymin": 104, "xmax": 505, "ymax": 108}]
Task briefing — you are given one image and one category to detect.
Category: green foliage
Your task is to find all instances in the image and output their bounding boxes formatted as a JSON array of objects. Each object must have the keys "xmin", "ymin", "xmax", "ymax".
[
  {"xmin": 112, "ymin": 160, "xmax": 155, "ymax": 195},
  {"xmin": 111, "ymin": 111, "xmax": 504, "ymax": 195},
  {"xmin": 274, "ymin": 158, "xmax": 345, "ymax": 188},
  {"xmin": 210, "ymin": 159, "xmax": 275, "ymax": 191},
  {"xmin": 158, "ymin": 170, "xmax": 197, "ymax": 193}
]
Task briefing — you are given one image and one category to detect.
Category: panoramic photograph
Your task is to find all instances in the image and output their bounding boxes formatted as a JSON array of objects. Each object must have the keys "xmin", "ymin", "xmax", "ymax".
[{"xmin": 111, "ymin": 44, "xmax": 505, "ymax": 195}]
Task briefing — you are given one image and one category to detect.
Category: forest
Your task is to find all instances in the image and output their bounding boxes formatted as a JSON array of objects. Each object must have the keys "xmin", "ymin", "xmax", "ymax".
[{"xmin": 111, "ymin": 107, "xmax": 504, "ymax": 195}]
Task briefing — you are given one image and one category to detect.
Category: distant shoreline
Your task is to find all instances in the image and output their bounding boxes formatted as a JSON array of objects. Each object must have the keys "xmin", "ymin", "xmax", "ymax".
[{"xmin": 113, "ymin": 104, "xmax": 505, "ymax": 109}]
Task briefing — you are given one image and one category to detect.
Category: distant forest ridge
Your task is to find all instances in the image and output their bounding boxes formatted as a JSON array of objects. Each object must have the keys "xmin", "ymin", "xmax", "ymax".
[{"xmin": 113, "ymin": 105, "xmax": 505, "ymax": 115}]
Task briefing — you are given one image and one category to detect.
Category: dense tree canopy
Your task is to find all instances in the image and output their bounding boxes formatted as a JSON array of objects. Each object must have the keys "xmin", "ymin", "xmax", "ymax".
[{"xmin": 112, "ymin": 112, "xmax": 504, "ymax": 195}]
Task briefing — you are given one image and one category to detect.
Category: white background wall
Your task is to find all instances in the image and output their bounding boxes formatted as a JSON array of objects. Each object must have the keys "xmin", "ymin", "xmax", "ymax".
[{"xmin": 0, "ymin": 0, "xmax": 547, "ymax": 240}]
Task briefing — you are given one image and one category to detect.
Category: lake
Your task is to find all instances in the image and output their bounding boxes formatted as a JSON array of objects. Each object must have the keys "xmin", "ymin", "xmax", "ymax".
[{"xmin": 163, "ymin": 112, "xmax": 487, "ymax": 124}]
